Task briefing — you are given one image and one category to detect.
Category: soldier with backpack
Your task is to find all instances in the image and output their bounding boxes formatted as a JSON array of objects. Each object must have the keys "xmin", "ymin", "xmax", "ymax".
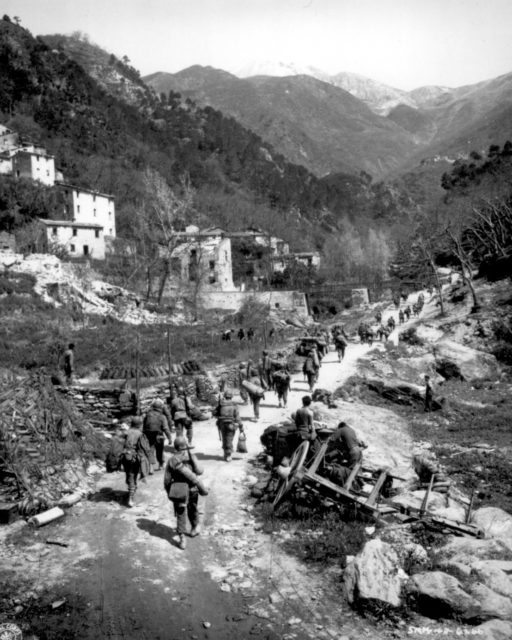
[
  {"xmin": 164, "ymin": 436, "xmax": 209, "ymax": 550},
  {"xmin": 170, "ymin": 387, "xmax": 193, "ymax": 444},
  {"xmin": 303, "ymin": 353, "xmax": 317, "ymax": 392},
  {"xmin": 334, "ymin": 331, "xmax": 348, "ymax": 362},
  {"xmin": 143, "ymin": 399, "xmax": 173, "ymax": 474},
  {"xmin": 122, "ymin": 416, "xmax": 151, "ymax": 508},
  {"xmin": 272, "ymin": 367, "xmax": 291, "ymax": 408},
  {"xmin": 214, "ymin": 388, "xmax": 243, "ymax": 461}
]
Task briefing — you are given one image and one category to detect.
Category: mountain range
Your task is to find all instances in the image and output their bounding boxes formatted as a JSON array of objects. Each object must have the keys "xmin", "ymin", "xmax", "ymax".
[{"xmin": 145, "ymin": 63, "xmax": 512, "ymax": 180}]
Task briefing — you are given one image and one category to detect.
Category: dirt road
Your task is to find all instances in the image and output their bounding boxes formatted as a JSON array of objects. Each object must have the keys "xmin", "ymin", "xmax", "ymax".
[{"xmin": 1, "ymin": 331, "xmax": 410, "ymax": 640}]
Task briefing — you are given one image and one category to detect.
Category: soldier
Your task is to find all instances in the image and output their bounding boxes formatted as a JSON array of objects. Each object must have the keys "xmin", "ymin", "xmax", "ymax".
[
  {"xmin": 404, "ymin": 306, "xmax": 411, "ymax": 321},
  {"xmin": 247, "ymin": 375, "xmax": 265, "ymax": 421},
  {"xmin": 424, "ymin": 375, "xmax": 433, "ymax": 412},
  {"xmin": 143, "ymin": 399, "xmax": 173, "ymax": 473},
  {"xmin": 302, "ymin": 353, "xmax": 316, "ymax": 392},
  {"xmin": 261, "ymin": 350, "xmax": 272, "ymax": 388},
  {"xmin": 63, "ymin": 343, "xmax": 75, "ymax": 385},
  {"xmin": 387, "ymin": 316, "xmax": 396, "ymax": 331},
  {"xmin": 326, "ymin": 421, "xmax": 366, "ymax": 469},
  {"xmin": 122, "ymin": 416, "xmax": 151, "ymax": 508},
  {"xmin": 375, "ymin": 310, "xmax": 382, "ymax": 324},
  {"xmin": 399, "ymin": 309, "xmax": 405, "ymax": 324},
  {"xmin": 334, "ymin": 331, "xmax": 348, "ymax": 361},
  {"xmin": 247, "ymin": 327, "xmax": 255, "ymax": 341},
  {"xmin": 237, "ymin": 327, "xmax": 245, "ymax": 341},
  {"xmin": 272, "ymin": 367, "xmax": 291, "ymax": 408},
  {"xmin": 164, "ymin": 437, "xmax": 208, "ymax": 550},
  {"xmin": 215, "ymin": 389, "xmax": 243, "ymax": 461},
  {"xmin": 293, "ymin": 395, "xmax": 315, "ymax": 444},
  {"xmin": 238, "ymin": 362, "xmax": 249, "ymax": 404},
  {"xmin": 170, "ymin": 387, "xmax": 193, "ymax": 444}
]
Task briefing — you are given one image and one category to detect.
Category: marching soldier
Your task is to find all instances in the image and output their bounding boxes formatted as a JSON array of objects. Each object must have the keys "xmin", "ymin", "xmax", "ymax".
[{"xmin": 215, "ymin": 389, "xmax": 243, "ymax": 461}]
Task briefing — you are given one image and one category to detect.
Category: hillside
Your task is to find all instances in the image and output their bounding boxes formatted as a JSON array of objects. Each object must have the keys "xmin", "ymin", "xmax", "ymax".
[
  {"xmin": 1, "ymin": 21, "xmax": 386, "ymax": 254},
  {"xmin": 144, "ymin": 67, "xmax": 418, "ymax": 178}
]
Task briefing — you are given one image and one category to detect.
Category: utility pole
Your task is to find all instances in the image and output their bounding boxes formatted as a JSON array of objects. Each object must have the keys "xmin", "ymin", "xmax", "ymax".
[
  {"xmin": 135, "ymin": 333, "xmax": 141, "ymax": 415},
  {"xmin": 167, "ymin": 326, "xmax": 173, "ymax": 394}
]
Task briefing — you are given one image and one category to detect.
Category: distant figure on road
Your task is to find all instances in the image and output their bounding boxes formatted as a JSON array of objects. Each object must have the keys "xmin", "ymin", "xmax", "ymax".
[
  {"xmin": 164, "ymin": 436, "xmax": 208, "ymax": 550},
  {"xmin": 399, "ymin": 309, "xmax": 405, "ymax": 324},
  {"xmin": 247, "ymin": 327, "xmax": 255, "ymax": 341},
  {"xmin": 334, "ymin": 332, "xmax": 348, "ymax": 361},
  {"xmin": 404, "ymin": 306, "xmax": 411, "ymax": 321},
  {"xmin": 170, "ymin": 387, "xmax": 193, "ymax": 444},
  {"xmin": 221, "ymin": 329, "xmax": 233, "ymax": 341},
  {"xmin": 63, "ymin": 343, "xmax": 75, "ymax": 385},
  {"xmin": 237, "ymin": 328, "xmax": 245, "ymax": 341},
  {"xmin": 303, "ymin": 353, "xmax": 317, "ymax": 392},
  {"xmin": 272, "ymin": 367, "xmax": 291, "ymax": 408},
  {"xmin": 424, "ymin": 375, "xmax": 433, "ymax": 412},
  {"xmin": 122, "ymin": 416, "xmax": 150, "ymax": 508}
]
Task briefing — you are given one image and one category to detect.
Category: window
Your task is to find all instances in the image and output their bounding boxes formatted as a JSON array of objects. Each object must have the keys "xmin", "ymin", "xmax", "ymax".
[
  {"xmin": 93, "ymin": 209, "xmax": 96, "ymax": 217},
  {"xmin": 36, "ymin": 155, "xmax": 40, "ymax": 161},
  {"xmin": 209, "ymin": 260, "xmax": 215, "ymax": 270},
  {"xmin": 95, "ymin": 230, "xmax": 100, "ymax": 238},
  {"xmin": 46, "ymin": 170, "xmax": 49, "ymax": 177},
  {"xmin": 52, "ymin": 227, "xmax": 58, "ymax": 236},
  {"xmin": 93, "ymin": 194, "xmax": 96, "ymax": 202},
  {"xmin": 83, "ymin": 245, "xmax": 89, "ymax": 256},
  {"xmin": 77, "ymin": 205, "xmax": 80, "ymax": 213},
  {"xmin": 72, "ymin": 229, "xmax": 77, "ymax": 237},
  {"xmin": 70, "ymin": 244, "xmax": 75, "ymax": 252}
]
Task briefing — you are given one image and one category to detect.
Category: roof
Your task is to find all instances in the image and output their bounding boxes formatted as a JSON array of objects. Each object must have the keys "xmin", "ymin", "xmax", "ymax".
[
  {"xmin": 57, "ymin": 183, "xmax": 115, "ymax": 200},
  {"xmin": 13, "ymin": 148, "xmax": 54, "ymax": 159},
  {"xmin": 40, "ymin": 219, "xmax": 104, "ymax": 230}
]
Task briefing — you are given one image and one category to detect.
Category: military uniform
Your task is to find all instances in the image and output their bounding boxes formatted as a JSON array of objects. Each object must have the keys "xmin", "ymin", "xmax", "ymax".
[
  {"xmin": 215, "ymin": 393, "xmax": 242, "ymax": 461},
  {"xmin": 170, "ymin": 393, "xmax": 193, "ymax": 443},
  {"xmin": 164, "ymin": 438, "xmax": 208, "ymax": 549},
  {"xmin": 272, "ymin": 369, "xmax": 291, "ymax": 407},
  {"xmin": 326, "ymin": 423, "xmax": 364, "ymax": 468},
  {"xmin": 123, "ymin": 417, "xmax": 151, "ymax": 507},
  {"xmin": 143, "ymin": 401, "xmax": 173, "ymax": 472}
]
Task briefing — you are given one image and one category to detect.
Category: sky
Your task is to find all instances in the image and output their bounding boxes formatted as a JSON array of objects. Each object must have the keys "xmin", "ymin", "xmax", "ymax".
[{"xmin": 3, "ymin": 0, "xmax": 512, "ymax": 90}]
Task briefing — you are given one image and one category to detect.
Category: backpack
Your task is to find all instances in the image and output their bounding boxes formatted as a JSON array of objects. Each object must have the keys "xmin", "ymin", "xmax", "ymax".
[{"xmin": 106, "ymin": 434, "xmax": 125, "ymax": 472}]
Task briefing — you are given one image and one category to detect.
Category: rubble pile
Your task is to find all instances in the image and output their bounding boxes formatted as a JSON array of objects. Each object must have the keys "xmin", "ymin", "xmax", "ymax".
[{"xmin": 0, "ymin": 373, "xmax": 109, "ymax": 518}]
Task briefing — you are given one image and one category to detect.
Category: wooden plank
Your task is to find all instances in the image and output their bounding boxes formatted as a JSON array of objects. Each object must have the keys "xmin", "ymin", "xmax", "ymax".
[
  {"xmin": 365, "ymin": 470, "xmax": 389, "ymax": 507},
  {"xmin": 343, "ymin": 462, "xmax": 362, "ymax": 492}
]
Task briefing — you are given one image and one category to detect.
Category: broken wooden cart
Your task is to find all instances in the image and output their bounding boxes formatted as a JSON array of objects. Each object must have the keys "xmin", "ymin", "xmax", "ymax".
[{"xmin": 272, "ymin": 440, "xmax": 484, "ymax": 537}]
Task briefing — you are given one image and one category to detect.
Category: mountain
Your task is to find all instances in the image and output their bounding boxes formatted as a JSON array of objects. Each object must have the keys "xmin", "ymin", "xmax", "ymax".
[
  {"xmin": 235, "ymin": 60, "xmax": 330, "ymax": 82},
  {"xmin": 145, "ymin": 66, "xmax": 418, "ymax": 178}
]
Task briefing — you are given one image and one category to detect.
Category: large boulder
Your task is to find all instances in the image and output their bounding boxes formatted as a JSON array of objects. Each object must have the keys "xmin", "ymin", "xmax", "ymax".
[
  {"xmin": 473, "ymin": 619, "xmax": 512, "ymax": 640},
  {"xmin": 436, "ymin": 536, "xmax": 512, "ymax": 567},
  {"xmin": 366, "ymin": 377, "xmax": 442, "ymax": 410},
  {"xmin": 468, "ymin": 583, "xmax": 512, "ymax": 620},
  {"xmin": 433, "ymin": 339, "xmax": 500, "ymax": 382},
  {"xmin": 471, "ymin": 508, "xmax": 512, "ymax": 552},
  {"xmin": 470, "ymin": 561, "xmax": 512, "ymax": 599},
  {"xmin": 343, "ymin": 539, "xmax": 408, "ymax": 607},
  {"xmin": 407, "ymin": 571, "xmax": 479, "ymax": 620}
]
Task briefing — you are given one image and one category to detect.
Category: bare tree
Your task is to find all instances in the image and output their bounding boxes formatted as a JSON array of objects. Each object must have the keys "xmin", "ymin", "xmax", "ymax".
[{"xmin": 445, "ymin": 225, "xmax": 480, "ymax": 312}]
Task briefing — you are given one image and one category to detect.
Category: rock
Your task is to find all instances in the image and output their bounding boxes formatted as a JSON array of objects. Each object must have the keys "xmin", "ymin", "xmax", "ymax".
[
  {"xmin": 269, "ymin": 592, "xmax": 282, "ymax": 604},
  {"xmin": 470, "ymin": 561, "xmax": 512, "ymax": 599},
  {"xmin": 202, "ymin": 621, "xmax": 211, "ymax": 629},
  {"xmin": 471, "ymin": 508, "xmax": 512, "ymax": 551},
  {"xmin": 468, "ymin": 583, "xmax": 512, "ymax": 620},
  {"xmin": 434, "ymin": 339, "xmax": 500, "ymax": 382},
  {"xmin": 437, "ymin": 536, "xmax": 512, "ymax": 566},
  {"xmin": 245, "ymin": 475, "xmax": 258, "ymax": 487},
  {"xmin": 343, "ymin": 539, "xmax": 408, "ymax": 607},
  {"xmin": 473, "ymin": 619, "xmax": 512, "ymax": 640},
  {"xmin": 407, "ymin": 571, "xmax": 479, "ymax": 620},
  {"xmin": 437, "ymin": 560, "xmax": 472, "ymax": 580}
]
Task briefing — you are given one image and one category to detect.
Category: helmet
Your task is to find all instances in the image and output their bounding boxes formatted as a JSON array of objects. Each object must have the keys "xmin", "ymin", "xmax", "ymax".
[
  {"xmin": 131, "ymin": 416, "xmax": 143, "ymax": 426},
  {"xmin": 224, "ymin": 388, "xmax": 233, "ymax": 399},
  {"xmin": 152, "ymin": 399, "xmax": 164, "ymax": 408},
  {"xmin": 174, "ymin": 436, "xmax": 191, "ymax": 451}
]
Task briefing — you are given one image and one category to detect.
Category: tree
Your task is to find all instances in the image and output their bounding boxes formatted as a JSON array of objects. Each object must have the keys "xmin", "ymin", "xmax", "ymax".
[{"xmin": 445, "ymin": 225, "xmax": 480, "ymax": 312}]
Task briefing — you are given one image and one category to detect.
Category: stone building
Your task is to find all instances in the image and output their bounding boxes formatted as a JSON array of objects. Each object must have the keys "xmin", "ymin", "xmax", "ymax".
[{"xmin": 170, "ymin": 226, "xmax": 234, "ymax": 291}]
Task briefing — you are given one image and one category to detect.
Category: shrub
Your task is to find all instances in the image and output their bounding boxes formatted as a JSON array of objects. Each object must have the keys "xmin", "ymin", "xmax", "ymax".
[{"xmin": 400, "ymin": 327, "xmax": 423, "ymax": 346}]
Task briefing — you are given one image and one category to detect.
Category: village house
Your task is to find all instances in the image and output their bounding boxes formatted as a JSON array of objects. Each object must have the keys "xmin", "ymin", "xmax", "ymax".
[
  {"xmin": 169, "ymin": 225, "xmax": 234, "ymax": 292},
  {"xmin": 39, "ymin": 220, "xmax": 106, "ymax": 259},
  {"xmin": 56, "ymin": 184, "xmax": 116, "ymax": 238},
  {"xmin": 12, "ymin": 147, "xmax": 56, "ymax": 187}
]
